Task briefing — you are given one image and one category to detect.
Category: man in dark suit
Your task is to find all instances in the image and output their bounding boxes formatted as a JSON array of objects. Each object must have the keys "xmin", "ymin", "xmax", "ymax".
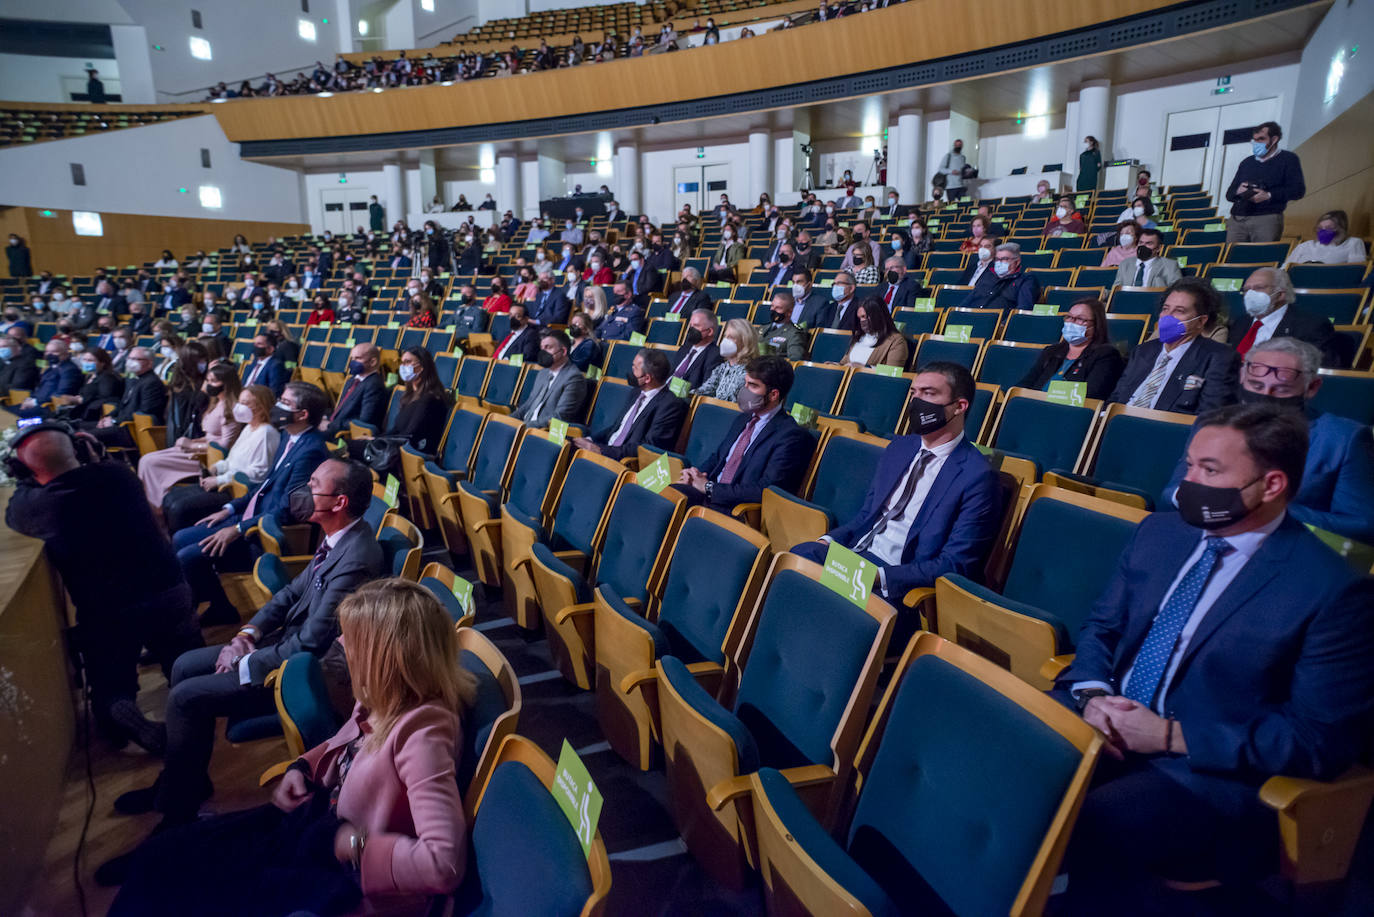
[
  {"xmin": 574, "ymin": 349, "xmax": 686, "ymax": 461},
  {"xmin": 528, "ymin": 272, "xmax": 571, "ymax": 327},
  {"xmin": 664, "ymin": 267, "xmax": 712, "ymax": 316},
  {"xmin": 493, "ymin": 303, "xmax": 542, "ymax": 363},
  {"xmin": 158, "ymin": 278, "xmax": 191, "ymax": 316},
  {"xmin": 1, "ymin": 324, "xmax": 42, "ymax": 399},
  {"xmin": 324, "ymin": 342, "xmax": 387, "ymax": 439},
  {"xmin": 1230, "ymin": 267, "xmax": 1345, "ymax": 368},
  {"xmin": 262, "ymin": 252, "xmax": 294, "ymax": 286},
  {"xmin": 876, "ymin": 256, "xmax": 923, "ymax": 313},
  {"xmin": 790, "ymin": 361, "xmax": 1002, "ymax": 610},
  {"xmin": 624, "ymin": 250, "xmax": 662, "ymax": 308},
  {"xmin": 85, "ymin": 347, "xmax": 167, "ymax": 447},
  {"xmin": 827, "ymin": 271, "xmax": 861, "ymax": 331},
  {"xmin": 598, "ymin": 283, "xmax": 648, "ymax": 341},
  {"xmin": 125, "ymin": 300, "xmax": 153, "ymax": 334},
  {"xmin": 170, "ymin": 382, "xmax": 331, "ymax": 624},
  {"xmin": 792, "ymin": 231, "xmax": 822, "ymax": 275},
  {"xmin": 1161, "ymin": 337, "xmax": 1374, "ymax": 543},
  {"xmin": 788, "ymin": 269, "xmax": 833, "ymax": 329},
  {"xmin": 959, "ymin": 243, "xmax": 1041, "ymax": 311},
  {"xmin": 1110, "ymin": 278, "xmax": 1239, "ymax": 415},
  {"xmin": 500, "ymin": 211, "xmax": 522, "ymax": 239},
  {"xmin": 670, "ymin": 309, "xmax": 724, "ymax": 390},
  {"xmin": 762, "ymin": 242, "xmax": 797, "ymax": 288},
  {"xmin": 92, "ymin": 279, "xmax": 127, "ymax": 319},
  {"xmin": 107, "ymin": 460, "xmax": 384, "ymax": 847},
  {"xmin": 66, "ymin": 297, "xmax": 99, "ymax": 331},
  {"xmin": 241, "ymin": 331, "xmax": 290, "ymax": 396},
  {"xmin": 16, "ymin": 338, "xmax": 82, "ymax": 417},
  {"xmin": 675, "ymin": 356, "xmax": 817, "ymax": 512},
  {"xmin": 512, "ymin": 329, "xmax": 590, "ymax": 428},
  {"xmin": 1055, "ymin": 403, "xmax": 1374, "ymax": 907}
]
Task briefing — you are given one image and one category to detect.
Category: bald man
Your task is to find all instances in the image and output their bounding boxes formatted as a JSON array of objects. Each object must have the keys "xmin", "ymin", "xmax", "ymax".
[
  {"xmin": 5, "ymin": 425, "xmax": 200, "ymax": 753},
  {"xmin": 324, "ymin": 341, "xmax": 387, "ymax": 438}
]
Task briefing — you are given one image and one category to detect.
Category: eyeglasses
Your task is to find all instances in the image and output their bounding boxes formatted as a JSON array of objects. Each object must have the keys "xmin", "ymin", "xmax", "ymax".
[
  {"xmin": 1063, "ymin": 315, "xmax": 1095, "ymax": 326},
  {"xmin": 1244, "ymin": 361, "xmax": 1305, "ymax": 384}
]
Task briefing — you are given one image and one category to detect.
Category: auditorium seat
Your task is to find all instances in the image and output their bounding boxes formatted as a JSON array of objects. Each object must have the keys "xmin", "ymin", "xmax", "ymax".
[
  {"xmin": 1043, "ymin": 403, "xmax": 1196, "ymax": 510},
  {"xmin": 832, "ymin": 369, "xmax": 911, "ymax": 438},
  {"xmin": 376, "ymin": 514, "xmax": 424, "ymax": 580},
  {"xmin": 758, "ymin": 430, "xmax": 888, "ymax": 553},
  {"xmin": 420, "ymin": 561, "xmax": 478, "ymax": 627},
  {"xmin": 976, "ymin": 341, "xmax": 1047, "ymax": 390},
  {"xmin": 989, "ymin": 387, "xmax": 1103, "ymax": 480},
  {"xmin": 784, "ymin": 362, "xmax": 847, "ymax": 414},
  {"xmin": 454, "ymin": 627, "xmax": 522, "ymax": 809}
]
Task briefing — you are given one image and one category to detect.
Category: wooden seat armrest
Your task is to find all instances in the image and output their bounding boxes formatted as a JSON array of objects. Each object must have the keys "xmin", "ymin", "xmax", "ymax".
[
  {"xmin": 621, "ymin": 659, "xmax": 721, "ymax": 696},
  {"xmin": 706, "ymin": 775, "xmax": 755, "ymax": 812},
  {"xmin": 707, "ymin": 765, "xmax": 835, "ymax": 811},
  {"xmin": 1041, "ymin": 654, "xmax": 1076, "ymax": 682},
  {"xmin": 731, "ymin": 502, "xmax": 761, "ymax": 520},
  {"xmin": 619, "ymin": 668, "xmax": 659, "ymax": 695},
  {"xmin": 1259, "ymin": 767, "xmax": 1374, "ymax": 885},
  {"xmin": 903, "ymin": 586, "xmax": 937, "ymax": 630},
  {"xmin": 553, "ymin": 602, "xmax": 597, "ymax": 626}
]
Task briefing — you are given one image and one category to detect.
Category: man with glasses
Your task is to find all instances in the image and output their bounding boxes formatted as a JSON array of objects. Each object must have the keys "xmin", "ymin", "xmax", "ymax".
[
  {"xmin": 1162, "ymin": 336, "xmax": 1374, "ymax": 542},
  {"xmin": 959, "ymin": 243, "xmax": 1041, "ymax": 311},
  {"xmin": 1230, "ymin": 267, "xmax": 1344, "ymax": 368}
]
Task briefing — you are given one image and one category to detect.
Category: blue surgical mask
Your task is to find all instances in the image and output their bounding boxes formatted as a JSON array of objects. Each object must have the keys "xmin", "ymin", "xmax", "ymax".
[
  {"xmin": 831, "ymin": 285, "xmax": 847, "ymax": 301},
  {"xmin": 1251, "ymin": 140, "xmax": 1269, "ymax": 158},
  {"xmin": 1062, "ymin": 322, "xmax": 1088, "ymax": 345},
  {"xmin": 993, "ymin": 261, "xmax": 1011, "ymax": 277},
  {"xmin": 80, "ymin": 360, "xmax": 97, "ymax": 372},
  {"xmin": 0, "ymin": 346, "xmax": 12, "ymax": 360},
  {"xmin": 398, "ymin": 364, "xmax": 416, "ymax": 382}
]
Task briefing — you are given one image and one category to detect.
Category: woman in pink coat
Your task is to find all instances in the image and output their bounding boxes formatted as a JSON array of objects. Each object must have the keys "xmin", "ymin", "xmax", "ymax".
[{"xmin": 107, "ymin": 579, "xmax": 478, "ymax": 916}]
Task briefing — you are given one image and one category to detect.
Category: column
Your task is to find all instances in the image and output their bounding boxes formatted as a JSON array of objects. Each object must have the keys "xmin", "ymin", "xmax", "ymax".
[
  {"xmin": 748, "ymin": 130, "xmax": 771, "ymax": 208},
  {"xmin": 383, "ymin": 161, "xmax": 404, "ymax": 227},
  {"xmin": 109, "ymin": 25, "xmax": 156, "ymax": 103},
  {"xmin": 335, "ymin": 0, "xmax": 356, "ymax": 54},
  {"xmin": 892, "ymin": 110, "xmax": 923, "ymax": 205},
  {"xmin": 383, "ymin": 0, "xmax": 416, "ymax": 51},
  {"xmin": 538, "ymin": 152, "xmax": 567, "ymax": 203},
  {"xmin": 615, "ymin": 142, "xmax": 640, "ymax": 215},
  {"xmin": 520, "ymin": 158, "xmax": 540, "ymax": 220},
  {"xmin": 417, "ymin": 149, "xmax": 437, "ymax": 213},
  {"xmin": 788, "ymin": 109, "xmax": 813, "ymax": 196},
  {"xmin": 1076, "ymin": 80, "xmax": 1111, "ymax": 189},
  {"xmin": 496, "ymin": 153, "xmax": 518, "ymax": 224}
]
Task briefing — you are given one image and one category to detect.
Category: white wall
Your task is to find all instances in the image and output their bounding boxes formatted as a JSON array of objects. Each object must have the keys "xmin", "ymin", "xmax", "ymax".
[
  {"xmin": 640, "ymin": 139, "xmax": 748, "ymax": 225},
  {"xmin": 0, "ymin": 55, "xmax": 121, "ymax": 104},
  {"xmin": 924, "ymin": 113, "xmax": 949, "ymax": 202},
  {"xmin": 110, "ymin": 24, "xmax": 156, "ymax": 103},
  {"xmin": 978, "ymin": 116, "xmax": 1068, "ymax": 179},
  {"xmin": 0, "ymin": 115, "xmax": 305, "ymax": 223},
  {"xmin": 814, "ymin": 139, "xmax": 877, "ymax": 192},
  {"xmin": 1289, "ymin": 0, "xmax": 1374, "ymax": 148},
  {"xmin": 0, "ymin": 0, "xmax": 131, "ymax": 22},
  {"xmin": 414, "ymin": 0, "xmax": 479, "ymax": 46},
  {"xmin": 303, "ymin": 168, "xmax": 383, "ymax": 232}
]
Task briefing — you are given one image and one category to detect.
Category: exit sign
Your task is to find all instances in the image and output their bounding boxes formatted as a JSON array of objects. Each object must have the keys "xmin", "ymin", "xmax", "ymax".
[
  {"xmin": 695, "ymin": 147, "xmax": 705, "ymax": 159},
  {"xmin": 1217, "ymin": 76, "xmax": 1231, "ymax": 86}
]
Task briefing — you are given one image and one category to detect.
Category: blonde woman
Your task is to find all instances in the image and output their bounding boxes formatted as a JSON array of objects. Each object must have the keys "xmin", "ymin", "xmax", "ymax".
[
  {"xmin": 696, "ymin": 318, "xmax": 758, "ymax": 401},
  {"xmin": 108, "ymin": 578, "xmax": 478, "ymax": 915},
  {"xmin": 581, "ymin": 284, "xmax": 609, "ymax": 324}
]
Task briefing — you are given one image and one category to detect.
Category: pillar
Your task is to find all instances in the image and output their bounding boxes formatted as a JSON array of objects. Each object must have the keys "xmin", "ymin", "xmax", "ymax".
[
  {"xmin": 417, "ymin": 149, "xmax": 437, "ymax": 213},
  {"xmin": 748, "ymin": 130, "xmax": 771, "ymax": 208},
  {"xmin": 538, "ymin": 152, "xmax": 566, "ymax": 203},
  {"xmin": 615, "ymin": 141, "xmax": 639, "ymax": 215},
  {"xmin": 383, "ymin": 161, "xmax": 404, "ymax": 227},
  {"xmin": 893, "ymin": 110, "xmax": 924, "ymax": 205},
  {"xmin": 334, "ymin": 0, "xmax": 355, "ymax": 55},
  {"xmin": 1076, "ymin": 80, "xmax": 1112, "ymax": 189},
  {"xmin": 496, "ymin": 153, "xmax": 518, "ymax": 225},
  {"xmin": 109, "ymin": 25, "xmax": 155, "ymax": 103},
  {"xmin": 520, "ymin": 158, "xmax": 540, "ymax": 220}
]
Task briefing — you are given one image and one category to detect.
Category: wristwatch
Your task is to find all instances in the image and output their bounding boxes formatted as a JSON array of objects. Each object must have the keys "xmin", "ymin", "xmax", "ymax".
[
  {"xmin": 704, "ymin": 480, "xmax": 714, "ymax": 499},
  {"xmin": 1072, "ymin": 687, "xmax": 1109, "ymax": 712}
]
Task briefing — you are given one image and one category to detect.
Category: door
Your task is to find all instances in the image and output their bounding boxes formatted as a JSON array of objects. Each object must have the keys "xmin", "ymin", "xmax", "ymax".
[
  {"xmin": 1159, "ymin": 98, "xmax": 1279, "ymax": 205},
  {"xmin": 672, "ymin": 164, "xmax": 731, "ymax": 217},
  {"xmin": 673, "ymin": 166, "xmax": 702, "ymax": 216},
  {"xmin": 320, "ymin": 188, "xmax": 373, "ymax": 235},
  {"xmin": 1160, "ymin": 107, "xmax": 1219, "ymax": 191}
]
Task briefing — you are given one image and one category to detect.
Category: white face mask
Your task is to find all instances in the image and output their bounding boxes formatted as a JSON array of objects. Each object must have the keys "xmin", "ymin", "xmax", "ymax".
[
  {"xmin": 232, "ymin": 403, "xmax": 254, "ymax": 423},
  {"xmin": 977, "ymin": 247, "xmax": 992, "ymax": 262},
  {"xmin": 202, "ymin": 322, "xmax": 216, "ymax": 334},
  {"xmin": 1119, "ymin": 234, "xmax": 1135, "ymax": 248},
  {"xmin": 161, "ymin": 346, "xmax": 176, "ymax": 360},
  {"xmin": 1243, "ymin": 289, "xmax": 1273, "ymax": 317},
  {"xmin": 719, "ymin": 337, "xmax": 738, "ymax": 358},
  {"xmin": 1055, "ymin": 207, "xmax": 1068, "ymax": 219},
  {"xmin": 791, "ymin": 283, "xmax": 807, "ymax": 300}
]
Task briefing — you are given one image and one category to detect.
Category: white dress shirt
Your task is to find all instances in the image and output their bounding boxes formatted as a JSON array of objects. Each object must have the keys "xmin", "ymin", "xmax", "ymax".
[
  {"xmin": 1249, "ymin": 304, "xmax": 1288, "ymax": 348},
  {"xmin": 496, "ymin": 326, "xmax": 529, "ymax": 361},
  {"xmin": 607, "ymin": 385, "xmax": 664, "ymax": 444},
  {"xmin": 212, "ymin": 423, "xmax": 281, "ymax": 486},
  {"xmin": 1133, "ymin": 338, "xmax": 1195, "ymax": 410},
  {"xmin": 860, "ymin": 435, "xmax": 962, "ymax": 566},
  {"xmin": 1074, "ymin": 512, "xmax": 1284, "ymax": 713},
  {"xmin": 676, "ymin": 344, "xmax": 708, "ymax": 376}
]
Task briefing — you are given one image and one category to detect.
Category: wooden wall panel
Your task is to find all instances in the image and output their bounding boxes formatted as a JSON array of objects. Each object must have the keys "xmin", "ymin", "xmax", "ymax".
[
  {"xmin": 211, "ymin": 0, "xmax": 1168, "ymax": 143},
  {"xmin": 4, "ymin": 208, "xmax": 307, "ymax": 278},
  {"xmin": 1286, "ymin": 91, "xmax": 1374, "ymax": 239}
]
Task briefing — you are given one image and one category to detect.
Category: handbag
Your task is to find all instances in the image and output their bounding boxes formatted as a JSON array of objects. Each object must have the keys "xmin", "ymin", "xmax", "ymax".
[{"xmin": 362, "ymin": 435, "xmax": 408, "ymax": 473}]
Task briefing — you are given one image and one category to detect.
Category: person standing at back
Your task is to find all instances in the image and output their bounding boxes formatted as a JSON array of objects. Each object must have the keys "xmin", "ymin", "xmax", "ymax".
[
  {"xmin": 1224, "ymin": 121, "xmax": 1304, "ymax": 243},
  {"xmin": 1077, "ymin": 136, "xmax": 1102, "ymax": 191},
  {"xmin": 939, "ymin": 139, "xmax": 967, "ymax": 200}
]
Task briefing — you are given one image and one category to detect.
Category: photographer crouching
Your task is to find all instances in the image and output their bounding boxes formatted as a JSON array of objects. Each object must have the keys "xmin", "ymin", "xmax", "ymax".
[{"xmin": 3, "ymin": 418, "xmax": 203, "ymax": 753}]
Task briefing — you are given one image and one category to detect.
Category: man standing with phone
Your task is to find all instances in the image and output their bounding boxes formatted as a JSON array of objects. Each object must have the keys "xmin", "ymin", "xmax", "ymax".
[{"xmin": 1224, "ymin": 121, "xmax": 1305, "ymax": 243}]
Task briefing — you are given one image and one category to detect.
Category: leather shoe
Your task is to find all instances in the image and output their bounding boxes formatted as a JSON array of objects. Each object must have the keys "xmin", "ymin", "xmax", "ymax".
[{"xmin": 107, "ymin": 699, "xmax": 167, "ymax": 756}]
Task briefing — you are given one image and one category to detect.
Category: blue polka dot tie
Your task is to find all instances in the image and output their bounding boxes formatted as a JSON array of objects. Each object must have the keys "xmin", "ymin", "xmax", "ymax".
[{"xmin": 1123, "ymin": 537, "xmax": 1231, "ymax": 707}]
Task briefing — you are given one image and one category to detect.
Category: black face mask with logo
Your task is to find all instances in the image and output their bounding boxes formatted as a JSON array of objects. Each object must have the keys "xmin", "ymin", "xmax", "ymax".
[
  {"xmin": 1175, "ymin": 477, "xmax": 1262, "ymax": 530},
  {"xmin": 907, "ymin": 396, "xmax": 954, "ymax": 435}
]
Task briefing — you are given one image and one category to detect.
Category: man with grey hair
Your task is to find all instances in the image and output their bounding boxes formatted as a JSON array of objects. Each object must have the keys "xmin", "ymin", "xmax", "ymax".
[
  {"xmin": 671, "ymin": 308, "xmax": 723, "ymax": 388},
  {"xmin": 1162, "ymin": 336, "xmax": 1374, "ymax": 542},
  {"xmin": 1230, "ymin": 266, "xmax": 1344, "ymax": 367},
  {"xmin": 667, "ymin": 265, "xmax": 711, "ymax": 315},
  {"xmin": 959, "ymin": 242, "xmax": 1040, "ymax": 311},
  {"xmin": 529, "ymin": 264, "xmax": 571, "ymax": 327}
]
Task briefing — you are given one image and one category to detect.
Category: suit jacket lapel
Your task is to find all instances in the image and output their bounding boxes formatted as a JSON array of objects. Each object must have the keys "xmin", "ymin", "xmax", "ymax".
[
  {"xmin": 1156, "ymin": 342, "xmax": 1201, "ymax": 407},
  {"xmin": 1115, "ymin": 527, "xmax": 1198, "ymax": 669}
]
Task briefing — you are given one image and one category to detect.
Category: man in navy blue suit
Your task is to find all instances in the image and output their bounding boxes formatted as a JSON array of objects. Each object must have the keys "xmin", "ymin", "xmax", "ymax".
[
  {"xmin": 171, "ymin": 382, "xmax": 331, "ymax": 624},
  {"xmin": 240, "ymin": 331, "xmax": 289, "ymax": 397},
  {"xmin": 790, "ymin": 361, "xmax": 1002, "ymax": 604},
  {"xmin": 1160, "ymin": 337, "xmax": 1374, "ymax": 543},
  {"xmin": 674, "ymin": 355, "xmax": 816, "ymax": 513},
  {"xmin": 1056, "ymin": 403, "xmax": 1374, "ymax": 907}
]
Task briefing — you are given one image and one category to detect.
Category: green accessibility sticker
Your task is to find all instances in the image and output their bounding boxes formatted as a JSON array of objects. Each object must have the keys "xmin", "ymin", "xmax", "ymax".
[
  {"xmin": 449, "ymin": 572, "xmax": 475, "ymax": 614},
  {"xmin": 552, "ymin": 739, "xmax": 604, "ymax": 859},
  {"xmin": 548, "ymin": 418, "xmax": 568, "ymax": 445},
  {"xmin": 383, "ymin": 473, "xmax": 400, "ymax": 508},
  {"xmin": 585, "ymin": 364, "xmax": 603, "ymax": 380},
  {"xmin": 790, "ymin": 403, "xmax": 816, "ymax": 426},
  {"xmin": 872, "ymin": 364, "xmax": 902, "ymax": 377},
  {"xmin": 1032, "ymin": 303, "xmax": 1060, "ymax": 315},
  {"xmin": 1047, "ymin": 380, "xmax": 1087, "ymax": 407},
  {"xmin": 636, "ymin": 454, "xmax": 672, "ymax": 493},
  {"xmin": 628, "ymin": 332, "xmax": 647, "ymax": 345},
  {"xmin": 942, "ymin": 324, "xmax": 973, "ymax": 343},
  {"xmin": 820, "ymin": 541, "xmax": 878, "ymax": 608},
  {"xmin": 668, "ymin": 376, "xmax": 691, "ymax": 398}
]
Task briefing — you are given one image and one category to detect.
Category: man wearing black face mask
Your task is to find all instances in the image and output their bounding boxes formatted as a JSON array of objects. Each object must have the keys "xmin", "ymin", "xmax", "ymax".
[
  {"xmin": 575, "ymin": 349, "xmax": 685, "ymax": 460},
  {"xmin": 597, "ymin": 282, "xmax": 647, "ymax": 341},
  {"xmin": 675, "ymin": 355, "xmax": 815, "ymax": 513},
  {"xmin": 169, "ymin": 382, "xmax": 330, "ymax": 625},
  {"xmin": 756, "ymin": 290, "xmax": 807, "ymax": 361},
  {"xmin": 324, "ymin": 342, "xmax": 386, "ymax": 439},
  {"xmin": 670, "ymin": 308, "xmax": 723, "ymax": 389},
  {"xmin": 1160, "ymin": 337, "xmax": 1374, "ymax": 542},
  {"xmin": 241, "ymin": 331, "xmax": 288, "ymax": 396},
  {"xmin": 1054, "ymin": 403, "xmax": 1374, "ymax": 910},
  {"xmin": 877, "ymin": 256, "xmax": 922, "ymax": 312},
  {"xmin": 494, "ymin": 303, "xmax": 541, "ymax": 363},
  {"xmin": 513, "ymin": 330, "xmax": 589, "ymax": 428},
  {"xmin": 790, "ymin": 361, "xmax": 1001, "ymax": 618}
]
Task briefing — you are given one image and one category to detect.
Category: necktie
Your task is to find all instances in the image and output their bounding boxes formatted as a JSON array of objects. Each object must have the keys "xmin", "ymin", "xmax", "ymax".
[
  {"xmin": 332, "ymin": 377, "xmax": 357, "ymax": 420},
  {"xmin": 243, "ymin": 437, "xmax": 294, "ymax": 520},
  {"xmin": 884, "ymin": 285, "xmax": 895, "ymax": 307},
  {"xmin": 1123, "ymin": 537, "xmax": 1232, "ymax": 707},
  {"xmin": 248, "ymin": 360, "xmax": 264, "ymax": 384},
  {"xmin": 527, "ymin": 371, "xmax": 554, "ymax": 418},
  {"xmin": 674, "ymin": 349, "xmax": 698, "ymax": 379},
  {"xmin": 854, "ymin": 449, "xmax": 935, "ymax": 553},
  {"xmin": 1130, "ymin": 350, "xmax": 1171, "ymax": 408},
  {"xmin": 312, "ymin": 539, "xmax": 331, "ymax": 572},
  {"xmin": 718, "ymin": 414, "xmax": 760, "ymax": 485},
  {"xmin": 611, "ymin": 392, "xmax": 647, "ymax": 446},
  {"xmin": 673, "ymin": 291, "xmax": 689, "ymax": 313},
  {"xmin": 1133, "ymin": 260, "xmax": 1147, "ymax": 286},
  {"xmin": 1236, "ymin": 319, "xmax": 1263, "ymax": 357}
]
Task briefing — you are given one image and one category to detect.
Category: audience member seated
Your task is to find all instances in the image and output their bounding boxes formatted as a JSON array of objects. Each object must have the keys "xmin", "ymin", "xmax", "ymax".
[
  {"xmin": 1113, "ymin": 227, "xmax": 1181, "ymax": 289},
  {"xmin": 840, "ymin": 297, "xmax": 909, "ymax": 369},
  {"xmin": 163, "ymin": 384, "xmax": 279, "ymax": 533},
  {"xmin": 1115, "ymin": 194, "xmax": 1157, "ymax": 228},
  {"xmin": 85, "ymin": 347, "xmax": 168, "ymax": 448},
  {"xmin": 706, "ymin": 226, "xmax": 744, "ymax": 283},
  {"xmin": 512, "ymin": 329, "xmax": 590, "ymax": 428},
  {"xmin": 697, "ymin": 319, "xmax": 758, "ymax": 402},
  {"xmin": 786, "ymin": 269, "xmax": 828, "ymax": 328},
  {"xmin": 138, "ymin": 364, "xmax": 243, "ymax": 512},
  {"xmin": 1232, "ymin": 267, "xmax": 1343, "ymax": 367},
  {"xmin": 490, "ymin": 303, "xmax": 539, "ymax": 363},
  {"xmin": 665, "ymin": 266, "xmax": 711, "ymax": 316},
  {"xmin": 624, "ymin": 248, "xmax": 663, "ymax": 308},
  {"xmin": 171, "ymin": 381, "xmax": 331, "ymax": 624},
  {"xmin": 596, "ymin": 283, "xmax": 648, "ymax": 342},
  {"xmin": 1017, "ymin": 297, "xmax": 1125, "ymax": 399},
  {"xmin": 163, "ymin": 343, "xmax": 210, "ymax": 448},
  {"xmin": 827, "ymin": 270, "xmax": 861, "ymax": 331},
  {"xmin": 105, "ymin": 459, "xmax": 384, "ymax": 873},
  {"xmin": 1030, "ymin": 179, "xmax": 1054, "ymax": 203},
  {"xmin": 305, "ymin": 293, "xmax": 336, "ymax": 326},
  {"xmin": 106, "ymin": 578, "xmax": 473, "ymax": 914},
  {"xmin": 848, "ymin": 238, "xmax": 879, "ymax": 285},
  {"xmin": 1162, "ymin": 337, "xmax": 1374, "ymax": 543},
  {"xmin": 958, "ymin": 215, "xmax": 994, "ymax": 253},
  {"xmin": 959, "ymin": 243, "xmax": 1040, "ymax": 311},
  {"xmin": 573, "ymin": 349, "xmax": 686, "ymax": 460},
  {"xmin": 958, "ymin": 237, "xmax": 998, "ymax": 288},
  {"xmin": 673, "ymin": 355, "xmax": 816, "ymax": 512},
  {"xmin": 756, "ymin": 290, "xmax": 808, "ymax": 361},
  {"xmin": 567, "ymin": 311, "xmax": 603, "ymax": 372},
  {"xmin": 1100, "ymin": 221, "xmax": 1140, "ymax": 268},
  {"xmin": 5, "ymin": 423, "xmax": 202, "ymax": 754},
  {"xmin": 1044, "ymin": 195, "xmax": 1087, "ymax": 237},
  {"xmin": 1284, "ymin": 209, "xmax": 1367, "ymax": 265},
  {"xmin": 790, "ymin": 361, "xmax": 1002, "ymax": 603},
  {"xmin": 405, "ymin": 293, "xmax": 439, "ymax": 328},
  {"xmin": 876, "ymin": 256, "xmax": 923, "ymax": 313},
  {"xmin": 670, "ymin": 309, "xmax": 723, "ymax": 389},
  {"xmin": 323, "ymin": 344, "xmax": 387, "ymax": 440},
  {"xmin": 482, "ymin": 278, "xmax": 513, "ymax": 314},
  {"xmin": 242, "ymin": 332, "xmax": 290, "ymax": 395},
  {"xmin": 528, "ymin": 269, "xmax": 571, "ymax": 327},
  {"xmin": 59, "ymin": 345, "xmax": 126, "ymax": 422},
  {"xmin": 16, "ymin": 338, "xmax": 82, "ymax": 418},
  {"xmin": 1054, "ymin": 403, "xmax": 1374, "ymax": 913},
  {"xmin": 349, "ymin": 347, "xmax": 451, "ymax": 462},
  {"xmin": 1109, "ymin": 278, "xmax": 1238, "ymax": 414}
]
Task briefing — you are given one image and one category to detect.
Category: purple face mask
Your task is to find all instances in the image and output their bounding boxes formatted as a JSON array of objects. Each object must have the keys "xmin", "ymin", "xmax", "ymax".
[
  {"xmin": 1158, "ymin": 313, "xmax": 1197, "ymax": 343},
  {"xmin": 1316, "ymin": 228, "xmax": 1338, "ymax": 245}
]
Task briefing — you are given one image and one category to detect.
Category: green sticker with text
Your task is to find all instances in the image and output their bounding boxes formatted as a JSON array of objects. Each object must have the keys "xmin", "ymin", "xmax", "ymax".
[
  {"xmin": 383, "ymin": 474, "xmax": 400, "ymax": 508},
  {"xmin": 1204, "ymin": 222, "xmax": 1225, "ymax": 231},
  {"xmin": 872, "ymin": 364, "xmax": 902, "ymax": 377},
  {"xmin": 449, "ymin": 573, "xmax": 475, "ymax": 614},
  {"xmin": 628, "ymin": 332, "xmax": 647, "ymax": 345},
  {"xmin": 911, "ymin": 297, "xmax": 935, "ymax": 311},
  {"xmin": 508, "ymin": 354, "xmax": 523, "ymax": 366},
  {"xmin": 636, "ymin": 454, "xmax": 672, "ymax": 493},
  {"xmin": 790, "ymin": 403, "xmax": 816, "ymax": 426},
  {"xmin": 387, "ymin": 321, "xmax": 400, "ymax": 329},
  {"xmin": 1047, "ymin": 380, "xmax": 1087, "ymax": 407},
  {"xmin": 1212, "ymin": 277, "xmax": 1242, "ymax": 291},
  {"xmin": 548, "ymin": 418, "xmax": 568, "ymax": 445},
  {"xmin": 320, "ymin": 321, "xmax": 332, "ymax": 328},
  {"xmin": 1177, "ymin": 256, "xmax": 1189, "ymax": 267},
  {"xmin": 552, "ymin": 739, "xmax": 603, "ymax": 859},
  {"xmin": 668, "ymin": 376, "xmax": 691, "ymax": 398},
  {"xmin": 661, "ymin": 311, "xmax": 682, "ymax": 323},
  {"xmin": 1032, "ymin": 303, "xmax": 1060, "ymax": 315},
  {"xmin": 820, "ymin": 541, "xmax": 878, "ymax": 608},
  {"xmin": 942, "ymin": 324, "xmax": 973, "ymax": 343},
  {"xmin": 1305, "ymin": 524, "xmax": 1374, "ymax": 573}
]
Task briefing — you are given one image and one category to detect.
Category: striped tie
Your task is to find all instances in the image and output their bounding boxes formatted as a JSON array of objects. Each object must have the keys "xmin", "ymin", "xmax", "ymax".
[{"xmin": 1130, "ymin": 351, "xmax": 1171, "ymax": 408}]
